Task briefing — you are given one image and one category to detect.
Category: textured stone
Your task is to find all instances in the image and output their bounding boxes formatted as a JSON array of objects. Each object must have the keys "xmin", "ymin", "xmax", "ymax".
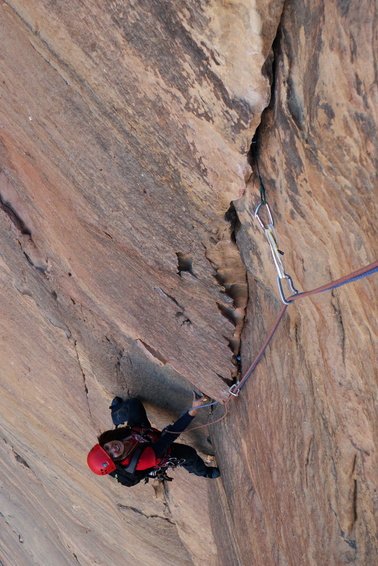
[
  {"xmin": 0, "ymin": 0, "xmax": 377, "ymax": 565},
  {"xmin": 212, "ymin": 0, "xmax": 378, "ymax": 564}
]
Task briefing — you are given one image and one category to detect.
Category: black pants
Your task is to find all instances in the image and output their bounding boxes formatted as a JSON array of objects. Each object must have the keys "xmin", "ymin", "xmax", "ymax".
[{"xmin": 123, "ymin": 398, "xmax": 208, "ymax": 477}]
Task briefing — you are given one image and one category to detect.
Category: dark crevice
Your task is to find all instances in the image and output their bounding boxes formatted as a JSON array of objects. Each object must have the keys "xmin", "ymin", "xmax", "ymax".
[
  {"xmin": 21, "ymin": 250, "xmax": 49, "ymax": 273},
  {"xmin": 349, "ymin": 438, "xmax": 370, "ymax": 456},
  {"xmin": 228, "ymin": 338, "xmax": 240, "ymax": 356},
  {"xmin": 29, "ymin": 42, "xmax": 71, "ymax": 86},
  {"xmin": 224, "ymin": 283, "xmax": 248, "ymax": 310},
  {"xmin": 331, "ymin": 294, "xmax": 346, "ymax": 362},
  {"xmin": 221, "ymin": 205, "xmax": 247, "ymax": 323},
  {"xmin": 269, "ymin": 28, "xmax": 283, "ymax": 113},
  {"xmin": 248, "ymin": 128, "xmax": 263, "ymax": 181},
  {"xmin": 304, "ymin": 436, "xmax": 313, "ymax": 488},
  {"xmin": 73, "ymin": 340, "xmax": 94, "ymax": 424},
  {"xmin": 0, "ymin": 511, "xmax": 24, "ymax": 544},
  {"xmin": 330, "ymin": 486, "xmax": 358, "ymax": 552},
  {"xmin": 176, "ymin": 252, "xmax": 196, "ymax": 277},
  {"xmin": 117, "ymin": 504, "xmax": 175, "ymax": 524},
  {"xmin": 246, "ymin": 11, "xmax": 285, "ymax": 187},
  {"xmin": 215, "ymin": 372, "xmax": 233, "ymax": 386},
  {"xmin": 224, "ymin": 202, "xmax": 241, "ymax": 244},
  {"xmin": 205, "ymin": 201, "xmax": 248, "ymax": 380},
  {"xmin": 352, "ymin": 479, "xmax": 358, "ymax": 526},
  {"xmin": 294, "ymin": 321, "xmax": 300, "ymax": 344},
  {"xmin": 175, "ymin": 311, "xmax": 192, "ymax": 326},
  {"xmin": 154, "ymin": 287, "xmax": 185, "ymax": 311},
  {"xmin": 12, "ymin": 449, "xmax": 31, "ymax": 469},
  {"xmin": 137, "ymin": 340, "xmax": 168, "ymax": 365},
  {"xmin": 0, "ymin": 193, "xmax": 32, "ymax": 235},
  {"xmin": 216, "ymin": 302, "xmax": 236, "ymax": 327},
  {"xmin": 350, "ymin": 454, "xmax": 358, "ymax": 534},
  {"xmin": 343, "ymin": 536, "xmax": 357, "ymax": 551}
]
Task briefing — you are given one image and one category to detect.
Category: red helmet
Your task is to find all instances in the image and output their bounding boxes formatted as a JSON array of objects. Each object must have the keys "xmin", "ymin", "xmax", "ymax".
[{"xmin": 87, "ymin": 444, "xmax": 117, "ymax": 475}]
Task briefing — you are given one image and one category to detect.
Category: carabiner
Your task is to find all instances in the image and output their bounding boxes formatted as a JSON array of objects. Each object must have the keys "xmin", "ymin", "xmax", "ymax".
[
  {"xmin": 254, "ymin": 202, "xmax": 274, "ymax": 230},
  {"xmin": 277, "ymin": 275, "xmax": 298, "ymax": 305},
  {"xmin": 229, "ymin": 383, "xmax": 240, "ymax": 397}
]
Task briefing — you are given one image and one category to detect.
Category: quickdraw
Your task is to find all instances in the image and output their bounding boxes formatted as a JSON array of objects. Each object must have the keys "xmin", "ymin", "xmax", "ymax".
[{"xmin": 254, "ymin": 199, "xmax": 298, "ymax": 305}]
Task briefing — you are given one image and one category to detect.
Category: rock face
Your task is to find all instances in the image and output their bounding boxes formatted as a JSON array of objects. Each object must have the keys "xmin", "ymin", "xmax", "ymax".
[{"xmin": 0, "ymin": 1, "xmax": 376, "ymax": 565}]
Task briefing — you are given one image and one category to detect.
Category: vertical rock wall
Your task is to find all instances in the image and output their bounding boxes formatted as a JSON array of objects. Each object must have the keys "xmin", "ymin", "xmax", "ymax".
[
  {"xmin": 212, "ymin": 0, "xmax": 378, "ymax": 564},
  {"xmin": 0, "ymin": 1, "xmax": 282, "ymax": 564},
  {"xmin": 0, "ymin": 0, "xmax": 377, "ymax": 565}
]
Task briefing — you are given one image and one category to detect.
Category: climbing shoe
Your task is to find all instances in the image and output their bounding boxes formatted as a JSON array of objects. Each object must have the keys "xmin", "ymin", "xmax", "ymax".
[{"xmin": 205, "ymin": 467, "xmax": 220, "ymax": 479}]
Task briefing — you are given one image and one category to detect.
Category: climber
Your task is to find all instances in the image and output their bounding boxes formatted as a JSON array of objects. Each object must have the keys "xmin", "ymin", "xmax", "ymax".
[{"xmin": 87, "ymin": 394, "xmax": 220, "ymax": 486}]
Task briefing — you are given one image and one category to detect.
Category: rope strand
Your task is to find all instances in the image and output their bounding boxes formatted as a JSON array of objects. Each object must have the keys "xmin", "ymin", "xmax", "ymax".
[{"xmin": 233, "ymin": 260, "xmax": 377, "ymax": 396}]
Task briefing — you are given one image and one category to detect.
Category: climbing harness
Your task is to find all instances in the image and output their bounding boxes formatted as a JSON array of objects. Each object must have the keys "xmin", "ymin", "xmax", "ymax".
[{"xmin": 146, "ymin": 457, "xmax": 186, "ymax": 483}]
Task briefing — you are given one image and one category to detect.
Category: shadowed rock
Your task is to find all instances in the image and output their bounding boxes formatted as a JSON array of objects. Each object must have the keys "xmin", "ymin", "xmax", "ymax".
[{"xmin": 0, "ymin": 1, "xmax": 376, "ymax": 565}]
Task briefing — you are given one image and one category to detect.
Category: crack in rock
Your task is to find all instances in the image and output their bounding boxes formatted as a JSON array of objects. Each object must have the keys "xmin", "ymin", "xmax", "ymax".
[
  {"xmin": 12, "ymin": 449, "xmax": 31, "ymax": 469},
  {"xmin": 136, "ymin": 339, "xmax": 168, "ymax": 366},
  {"xmin": 154, "ymin": 286, "xmax": 185, "ymax": 311},
  {"xmin": 72, "ymin": 340, "xmax": 94, "ymax": 423},
  {"xmin": 330, "ymin": 294, "xmax": 346, "ymax": 362},
  {"xmin": 0, "ymin": 191, "xmax": 31, "ymax": 235},
  {"xmin": 117, "ymin": 504, "xmax": 175, "ymax": 524},
  {"xmin": 0, "ymin": 511, "xmax": 24, "ymax": 543},
  {"xmin": 0, "ymin": 174, "xmax": 50, "ymax": 272},
  {"xmin": 203, "ymin": 205, "xmax": 249, "ymax": 378}
]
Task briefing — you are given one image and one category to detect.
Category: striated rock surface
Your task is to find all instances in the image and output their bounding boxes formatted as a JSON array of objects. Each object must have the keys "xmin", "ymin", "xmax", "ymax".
[
  {"xmin": 212, "ymin": 1, "xmax": 378, "ymax": 564},
  {"xmin": 0, "ymin": 1, "xmax": 376, "ymax": 565}
]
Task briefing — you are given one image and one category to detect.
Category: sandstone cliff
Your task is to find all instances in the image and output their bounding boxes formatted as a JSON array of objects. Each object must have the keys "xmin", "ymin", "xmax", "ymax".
[{"xmin": 0, "ymin": 1, "xmax": 377, "ymax": 565}]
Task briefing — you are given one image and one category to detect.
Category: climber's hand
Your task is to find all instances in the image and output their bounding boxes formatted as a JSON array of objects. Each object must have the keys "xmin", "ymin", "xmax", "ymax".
[{"xmin": 188, "ymin": 391, "xmax": 210, "ymax": 416}]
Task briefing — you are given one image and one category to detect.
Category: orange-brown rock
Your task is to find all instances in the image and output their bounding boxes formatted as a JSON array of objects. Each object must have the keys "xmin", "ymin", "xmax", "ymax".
[{"xmin": 0, "ymin": 1, "xmax": 376, "ymax": 565}]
